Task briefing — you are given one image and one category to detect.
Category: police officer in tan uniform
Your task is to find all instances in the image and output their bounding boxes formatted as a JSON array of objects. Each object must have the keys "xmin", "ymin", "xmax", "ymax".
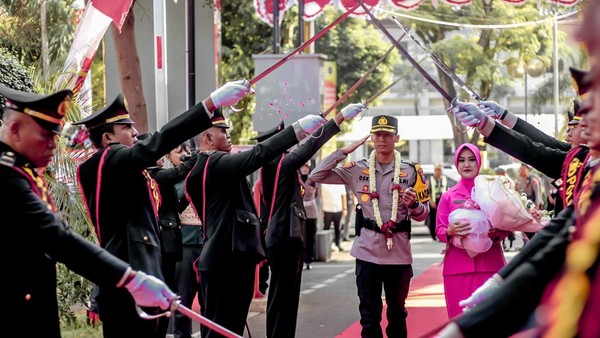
[{"xmin": 310, "ymin": 115, "xmax": 429, "ymax": 338}]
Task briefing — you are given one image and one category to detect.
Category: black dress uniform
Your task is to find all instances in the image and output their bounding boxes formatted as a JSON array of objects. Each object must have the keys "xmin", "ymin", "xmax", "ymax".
[
  {"xmin": 146, "ymin": 151, "xmax": 198, "ymax": 290},
  {"xmin": 261, "ymin": 118, "xmax": 342, "ymax": 338},
  {"xmin": 186, "ymin": 121, "xmax": 308, "ymax": 337},
  {"xmin": 75, "ymin": 95, "xmax": 213, "ymax": 338},
  {"xmin": 0, "ymin": 86, "xmax": 131, "ymax": 338},
  {"xmin": 448, "ymin": 69, "xmax": 594, "ymax": 337}
]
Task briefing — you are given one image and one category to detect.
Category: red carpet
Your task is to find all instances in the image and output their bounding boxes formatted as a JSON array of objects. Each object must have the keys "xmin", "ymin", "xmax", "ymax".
[{"xmin": 337, "ymin": 262, "xmax": 448, "ymax": 338}]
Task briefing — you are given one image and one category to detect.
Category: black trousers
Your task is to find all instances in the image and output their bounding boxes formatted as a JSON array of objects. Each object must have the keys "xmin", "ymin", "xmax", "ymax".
[
  {"xmin": 97, "ymin": 286, "xmax": 167, "ymax": 338},
  {"xmin": 356, "ymin": 259, "xmax": 413, "ymax": 338},
  {"xmin": 200, "ymin": 254, "xmax": 256, "ymax": 338},
  {"xmin": 304, "ymin": 218, "xmax": 317, "ymax": 264},
  {"xmin": 426, "ymin": 207, "xmax": 438, "ymax": 240},
  {"xmin": 266, "ymin": 240, "xmax": 305, "ymax": 338},
  {"xmin": 174, "ymin": 244, "xmax": 203, "ymax": 338},
  {"xmin": 324, "ymin": 211, "xmax": 343, "ymax": 247},
  {"xmin": 259, "ymin": 259, "xmax": 270, "ymax": 295}
]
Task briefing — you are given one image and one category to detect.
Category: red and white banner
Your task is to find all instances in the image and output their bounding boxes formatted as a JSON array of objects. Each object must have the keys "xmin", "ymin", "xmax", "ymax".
[{"xmin": 55, "ymin": 0, "xmax": 134, "ymax": 117}]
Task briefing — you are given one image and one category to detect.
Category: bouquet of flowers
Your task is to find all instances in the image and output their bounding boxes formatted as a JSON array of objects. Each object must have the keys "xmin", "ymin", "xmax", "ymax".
[
  {"xmin": 519, "ymin": 193, "xmax": 553, "ymax": 227},
  {"xmin": 449, "ymin": 202, "xmax": 493, "ymax": 258},
  {"xmin": 471, "ymin": 175, "xmax": 546, "ymax": 233}
]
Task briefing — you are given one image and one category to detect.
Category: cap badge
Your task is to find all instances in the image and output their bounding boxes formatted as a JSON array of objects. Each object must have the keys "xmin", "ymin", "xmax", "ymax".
[{"xmin": 378, "ymin": 116, "xmax": 388, "ymax": 126}]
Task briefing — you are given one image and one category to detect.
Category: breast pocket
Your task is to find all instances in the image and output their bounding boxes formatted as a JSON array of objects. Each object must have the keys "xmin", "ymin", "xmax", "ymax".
[
  {"xmin": 232, "ymin": 210, "xmax": 263, "ymax": 257},
  {"xmin": 289, "ymin": 204, "xmax": 307, "ymax": 239},
  {"xmin": 129, "ymin": 227, "xmax": 160, "ymax": 249}
]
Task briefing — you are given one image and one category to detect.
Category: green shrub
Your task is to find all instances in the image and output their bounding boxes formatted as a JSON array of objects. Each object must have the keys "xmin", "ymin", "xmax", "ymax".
[{"xmin": 0, "ymin": 47, "xmax": 34, "ymax": 119}]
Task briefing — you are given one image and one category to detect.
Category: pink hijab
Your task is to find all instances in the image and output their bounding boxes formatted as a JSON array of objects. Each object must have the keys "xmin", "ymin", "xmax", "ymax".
[{"xmin": 454, "ymin": 143, "xmax": 481, "ymax": 192}]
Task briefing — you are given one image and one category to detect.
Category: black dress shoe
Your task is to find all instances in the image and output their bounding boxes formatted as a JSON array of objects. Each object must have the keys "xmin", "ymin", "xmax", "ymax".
[{"xmin": 306, "ymin": 263, "xmax": 311, "ymax": 270}]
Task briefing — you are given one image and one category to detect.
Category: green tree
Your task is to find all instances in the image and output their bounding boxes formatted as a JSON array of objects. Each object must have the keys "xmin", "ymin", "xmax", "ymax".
[
  {"xmin": 402, "ymin": 0, "xmax": 578, "ymax": 146},
  {"xmin": 0, "ymin": 0, "xmax": 75, "ymax": 72},
  {"xmin": 220, "ymin": 1, "xmax": 398, "ymax": 143},
  {"xmin": 0, "ymin": 47, "xmax": 34, "ymax": 118}
]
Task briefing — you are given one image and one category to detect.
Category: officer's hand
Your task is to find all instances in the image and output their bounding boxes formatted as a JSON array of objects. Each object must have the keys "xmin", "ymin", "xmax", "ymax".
[
  {"xmin": 458, "ymin": 273, "xmax": 504, "ymax": 310},
  {"xmin": 402, "ymin": 187, "xmax": 417, "ymax": 206},
  {"xmin": 124, "ymin": 271, "xmax": 177, "ymax": 310},
  {"xmin": 341, "ymin": 103, "xmax": 367, "ymax": 120},
  {"xmin": 210, "ymin": 79, "xmax": 251, "ymax": 109},
  {"xmin": 451, "ymin": 99, "xmax": 485, "ymax": 128},
  {"xmin": 342, "ymin": 135, "xmax": 369, "ymax": 155},
  {"xmin": 478, "ymin": 100, "xmax": 506, "ymax": 120},
  {"xmin": 297, "ymin": 115, "xmax": 327, "ymax": 134}
]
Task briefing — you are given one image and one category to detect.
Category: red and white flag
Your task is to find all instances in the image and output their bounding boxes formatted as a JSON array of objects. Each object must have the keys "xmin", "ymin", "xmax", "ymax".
[{"xmin": 55, "ymin": 0, "xmax": 134, "ymax": 117}]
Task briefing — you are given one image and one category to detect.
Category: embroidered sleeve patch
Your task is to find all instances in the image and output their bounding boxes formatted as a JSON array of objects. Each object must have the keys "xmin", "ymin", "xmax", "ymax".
[{"xmin": 343, "ymin": 161, "xmax": 356, "ymax": 169}]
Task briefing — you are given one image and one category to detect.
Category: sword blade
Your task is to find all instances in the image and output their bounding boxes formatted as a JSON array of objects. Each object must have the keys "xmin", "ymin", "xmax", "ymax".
[
  {"xmin": 175, "ymin": 303, "xmax": 243, "ymax": 338},
  {"xmin": 391, "ymin": 17, "xmax": 482, "ymax": 101},
  {"xmin": 356, "ymin": 0, "xmax": 453, "ymax": 103},
  {"xmin": 250, "ymin": 3, "xmax": 360, "ymax": 85},
  {"xmin": 364, "ymin": 55, "xmax": 428, "ymax": 105},
  {"xmin": 322, "ymin": 33, "xmax": 405, "ymax": 117}
]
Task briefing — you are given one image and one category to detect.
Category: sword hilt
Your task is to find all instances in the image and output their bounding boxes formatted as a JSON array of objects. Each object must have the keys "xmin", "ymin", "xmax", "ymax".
[{"xmin": 135, "ymin": 299, "xmax": 180, "ymax": 320}]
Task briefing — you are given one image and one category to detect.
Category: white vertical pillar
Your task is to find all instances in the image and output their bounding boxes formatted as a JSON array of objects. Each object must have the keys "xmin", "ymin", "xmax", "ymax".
[{"xmin": 154, "ymin": 0, "xmax": 169, "ymax": 129}]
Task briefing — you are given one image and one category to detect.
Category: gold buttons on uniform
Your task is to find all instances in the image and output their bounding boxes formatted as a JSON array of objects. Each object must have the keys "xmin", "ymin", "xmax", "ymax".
[
  {"xmin": 143, "ymin": 236, "xmax": 149, "ymax": 242},
  {"xmin": 25, "ymin": 294, "xmax": 31, "ymax": 301},
  {"xmin": 246, "ymin": 219, "xmax": 250, "ymax": 223}
]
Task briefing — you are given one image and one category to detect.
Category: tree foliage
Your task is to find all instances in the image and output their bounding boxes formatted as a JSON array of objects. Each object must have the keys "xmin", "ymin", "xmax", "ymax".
[
  {"xmin": 313, "ymin": 8, "xmax": 400, "ymax": 108},
  {"xmin": 0, "ymin": 0, "xmax": 75, "ymax": 71},
  {"xmin": 220, "ymin": 1, "xmax": 398, "ymax": 143},
  {"xmin": 0, "ymin": 47, "xmax": 34, "ymax": 118},
  {"xmin": 402, "ymin": 0, "xmax": 579, "ymax": 145}
]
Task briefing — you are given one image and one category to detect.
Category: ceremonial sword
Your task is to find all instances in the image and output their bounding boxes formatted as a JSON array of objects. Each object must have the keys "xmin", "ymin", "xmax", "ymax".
[
  {"xmin": 136, "ymin": 302, "xmax": 243, "ymax": 338},
  {"xmin": 250, "ymin": 3, "xmax": 360, "ymax": 85},
  {"xmin": 231, "ymin": 3, "xmax": 360, "ymax": 112},
  {"xmin": 364, "ymin": 55, "xmax": 428, "ymax": 105},
  {"xmin": 321, "ymin": 33, "xmax": 406, "ymax": 118},
  {"xmin": 391, "ymin": 17, "xmax": 483, "ymax": 101},
  {"xmin": 357, "ymin": 0, "xmax": 454, "ymax": 103}
]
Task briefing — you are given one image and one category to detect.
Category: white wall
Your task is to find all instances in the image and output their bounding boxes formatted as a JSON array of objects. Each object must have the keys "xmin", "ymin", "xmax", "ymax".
[{"xmin": 104, "ymin": 0, "xmax": 217, "ymax": 131}]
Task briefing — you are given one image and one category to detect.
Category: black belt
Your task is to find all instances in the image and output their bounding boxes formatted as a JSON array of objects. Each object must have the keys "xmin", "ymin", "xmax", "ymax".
[{"xmin": 362, "ymin": 218, "xmax": 411, "ymax": 234}]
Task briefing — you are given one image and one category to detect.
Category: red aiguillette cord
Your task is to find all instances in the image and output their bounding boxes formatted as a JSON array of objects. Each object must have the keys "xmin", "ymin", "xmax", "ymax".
[
  {"xmin": 321, "ymin": 34, "xmax": 403, "ymax": 118},
  {"xmin": 250, "ymin": 3, "xmax": 360, "ymax": 86}
]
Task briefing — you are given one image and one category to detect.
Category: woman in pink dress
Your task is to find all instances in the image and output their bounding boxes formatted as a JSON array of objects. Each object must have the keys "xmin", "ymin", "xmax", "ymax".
[{"xmin": 436, "ymin": 143, "xmax": 508, "ymax": 318}]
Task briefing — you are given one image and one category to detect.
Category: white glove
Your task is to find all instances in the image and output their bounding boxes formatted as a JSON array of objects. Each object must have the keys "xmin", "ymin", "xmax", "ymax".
[
  {"xmin": 297, "ymin": 115, "xmax": 327, "ymax": 134},
  {"xmin": 341, "ymin": 103, "xmax": 367, "ymax": 120},
  {"xmin": 451, "ymin": 99, "xmax": 486, "ymax": 128},
  {"xmin": 210, "ymin": 79, "xmax": 251, "ymax": 109},
  {"xmin": 478, "ymin": 100, "xmax": 507, "ymax": 120},
  {"xmin": 124, "ymin": 271, "xmax": 176, "ymax": 310},
  {"xmin": 458, "ymin": 273, "xmax": 504, "ymax": 310}
]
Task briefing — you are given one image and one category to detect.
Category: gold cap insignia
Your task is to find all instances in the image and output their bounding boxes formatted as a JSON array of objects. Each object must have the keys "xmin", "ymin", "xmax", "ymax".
[{"xmin": 378, "ymin": 116, "xmax": 388, "ymax": 126}]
